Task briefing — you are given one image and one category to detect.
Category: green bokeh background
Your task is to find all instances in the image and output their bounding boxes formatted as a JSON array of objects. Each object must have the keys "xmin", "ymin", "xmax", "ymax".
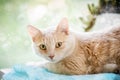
[{"xmin": 0, "ymin": 0, "xmax": 97, "ymax": 68}]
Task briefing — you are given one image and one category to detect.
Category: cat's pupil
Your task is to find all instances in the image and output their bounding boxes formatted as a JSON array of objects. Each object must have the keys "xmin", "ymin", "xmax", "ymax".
[
  {"xmin": 39, "ymin": 44, "xmax": 46, "ymax": 50},
  {"xmin": 56, "ymin": 42, "xmax": 62, "ymax": 48}
]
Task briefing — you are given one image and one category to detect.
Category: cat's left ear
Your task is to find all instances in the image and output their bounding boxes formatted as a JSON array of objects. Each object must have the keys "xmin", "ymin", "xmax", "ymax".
[
  {"xmin": 56, "ymin": 18, "xmax": 69, "ymax": 35},
  {"xmin": 27, "ymin": 25, "xmax": 42, "ymax": 42}
]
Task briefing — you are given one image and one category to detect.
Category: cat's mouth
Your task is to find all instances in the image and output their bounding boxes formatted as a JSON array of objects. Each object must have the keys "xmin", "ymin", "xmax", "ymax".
[
  {"xmin": 47, "ymin": 58, "xmax": 59, "ymax": 63},
  {"xmin": 48, "ymin": 59, "xmax": 56, "ymax": 63}
]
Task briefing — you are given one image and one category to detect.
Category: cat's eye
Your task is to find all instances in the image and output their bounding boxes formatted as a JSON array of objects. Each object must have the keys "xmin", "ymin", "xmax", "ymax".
[
  {"xmin": 56, "ymin": 42, "xmax": 62, "ymax": 48},
  {"xmin": 39, "ymin": 44, "xmax": 46, "ymax": 50}
]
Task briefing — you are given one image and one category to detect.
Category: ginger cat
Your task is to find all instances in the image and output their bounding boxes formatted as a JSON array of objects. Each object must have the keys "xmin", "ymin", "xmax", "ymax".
[{"xmin": 27, "ymin": 18, "xmax": 120, "ymax": 75}]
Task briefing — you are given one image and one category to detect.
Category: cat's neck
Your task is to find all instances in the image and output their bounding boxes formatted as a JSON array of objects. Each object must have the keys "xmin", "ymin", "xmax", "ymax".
[{"xmin": 64, "ymin": 31, "xmax": 89, "ymax": 59}]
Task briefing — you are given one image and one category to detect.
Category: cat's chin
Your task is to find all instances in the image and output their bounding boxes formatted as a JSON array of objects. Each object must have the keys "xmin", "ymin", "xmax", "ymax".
[
  {"xmin": 47, "ymin": 59, "xmax": 59, "ymax": 63},
  {"xmin": 49, "ymin": 60, "xmax": 58, "ymax": 63},
  {"xmin": 46, "ymin": 58, "xmax": 62, "ymax": 63}
]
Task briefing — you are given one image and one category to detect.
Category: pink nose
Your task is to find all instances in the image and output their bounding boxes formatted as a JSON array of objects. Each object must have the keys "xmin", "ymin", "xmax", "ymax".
[{"xmin": 49, "ymin": 55, "xmax": 54, "ymax": 59}]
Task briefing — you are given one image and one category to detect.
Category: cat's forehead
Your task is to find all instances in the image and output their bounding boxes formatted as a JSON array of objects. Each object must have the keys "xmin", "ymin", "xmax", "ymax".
[
  {"xmin": 40, "ymin": 32, "xmax": 65, "ymax": 43},
  {"xmin": 43, "ymin": 31, "xmax": 55, "ymax": 39},
  {"xmin": 38, "ymin": 26, "xmax": 67, "ymax": 42},
  {"xmin": 43, "ymin": 26, "xmax": 56, "ymax": 34}
]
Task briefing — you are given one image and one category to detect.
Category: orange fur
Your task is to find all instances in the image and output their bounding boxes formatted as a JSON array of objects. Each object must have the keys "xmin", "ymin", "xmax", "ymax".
[{"xmin": 28, "ymin": 18, "xmax": 120, "ymax": 75}]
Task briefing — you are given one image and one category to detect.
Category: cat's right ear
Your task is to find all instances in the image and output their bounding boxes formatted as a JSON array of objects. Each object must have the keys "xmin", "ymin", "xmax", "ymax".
[
  {"xmin": 56, "ymin": 18, "xmax": 69, "ymax": 35},
  {"xmin": 27, "ymin": 25, "xmax": 42, "ymax": 42}
]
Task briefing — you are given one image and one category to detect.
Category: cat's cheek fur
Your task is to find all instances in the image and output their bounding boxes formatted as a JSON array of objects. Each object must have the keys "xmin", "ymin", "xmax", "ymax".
[
  {"xmin": 33, "ymin": 44, "xmax": 53, "ymax": 61},
  {"xmin": 53, "ymin": 34, "xmax": 76, "ymax": 62},
  {"xmin": 53, "ymin": 52, "xmax": 66, "ymax": 62},
  {"xmin": 32, "ymin": 43, "xmax": 47, "ymax": 59}
]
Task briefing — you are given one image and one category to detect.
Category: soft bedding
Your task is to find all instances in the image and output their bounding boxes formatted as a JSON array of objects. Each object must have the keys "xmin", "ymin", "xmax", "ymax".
[{"xmin": 2, "ymin": 65, "xmax": 120, "ymax": 80}]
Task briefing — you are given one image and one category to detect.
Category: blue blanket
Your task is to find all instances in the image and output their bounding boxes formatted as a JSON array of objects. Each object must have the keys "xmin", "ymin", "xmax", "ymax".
[{"xmin": 3, "ymin": 65, "xmax": 120, "ymax": 80}]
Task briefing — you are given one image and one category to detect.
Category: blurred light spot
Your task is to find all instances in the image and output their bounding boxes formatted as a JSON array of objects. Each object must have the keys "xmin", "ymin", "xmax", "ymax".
[
  {"xmin": 24, "ymin": 40, "xmax": 30, "ymax": 46},
  {"xmin": 0, "ymin": 33, "xmax": 6, "ymax": 42},
  {"xmin": 27, "ymin": 5, "xmax": 47, "ymax": 23},
  {"xmin": 2, "ymin": 42, "xmax": 11, "ymax": 49},
  {"xmin": 48, "ymin": 0, "xmax": 66, "ymax": 10}
]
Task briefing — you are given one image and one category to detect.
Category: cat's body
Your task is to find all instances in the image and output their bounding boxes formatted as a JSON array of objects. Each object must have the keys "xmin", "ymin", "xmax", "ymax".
[{"xmin": 28, "ymin": 18, "xmax": 120, "ymax": 75}]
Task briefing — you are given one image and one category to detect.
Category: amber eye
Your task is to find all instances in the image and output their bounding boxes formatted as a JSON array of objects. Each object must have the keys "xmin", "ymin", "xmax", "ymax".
[
  {"xmin": 56, "ymin": 42, "xmax": 62, "ymax": 48},
  {"xmin": 39, "ymin": 44, "xmax": 46, "ymax": 50}
]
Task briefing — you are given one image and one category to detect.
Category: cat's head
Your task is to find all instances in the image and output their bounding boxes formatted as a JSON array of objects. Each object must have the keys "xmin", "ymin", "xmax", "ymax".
[{"xmin": 27, "ymin": 18, "xmax": 75, "ymax": 62}]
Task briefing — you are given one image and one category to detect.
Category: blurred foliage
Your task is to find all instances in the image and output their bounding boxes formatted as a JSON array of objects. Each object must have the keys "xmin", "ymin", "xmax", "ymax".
[
  {"xmin": 0, "ymin": 0, "xmax": 98, "ymax": 68},
  {"xmin": 79, "ymin": 2, "xmax": 98, "ymax": 32}
]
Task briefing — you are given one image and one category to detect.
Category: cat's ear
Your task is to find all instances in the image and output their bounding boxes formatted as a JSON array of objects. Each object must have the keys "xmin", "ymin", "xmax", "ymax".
[
  {"xmin": 27, "ymin": 25, "xmax": 42, "ymax": 42},
  {"xmin": 56, "ymin": 18, "xmax": 69, "ymax": 35}
]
